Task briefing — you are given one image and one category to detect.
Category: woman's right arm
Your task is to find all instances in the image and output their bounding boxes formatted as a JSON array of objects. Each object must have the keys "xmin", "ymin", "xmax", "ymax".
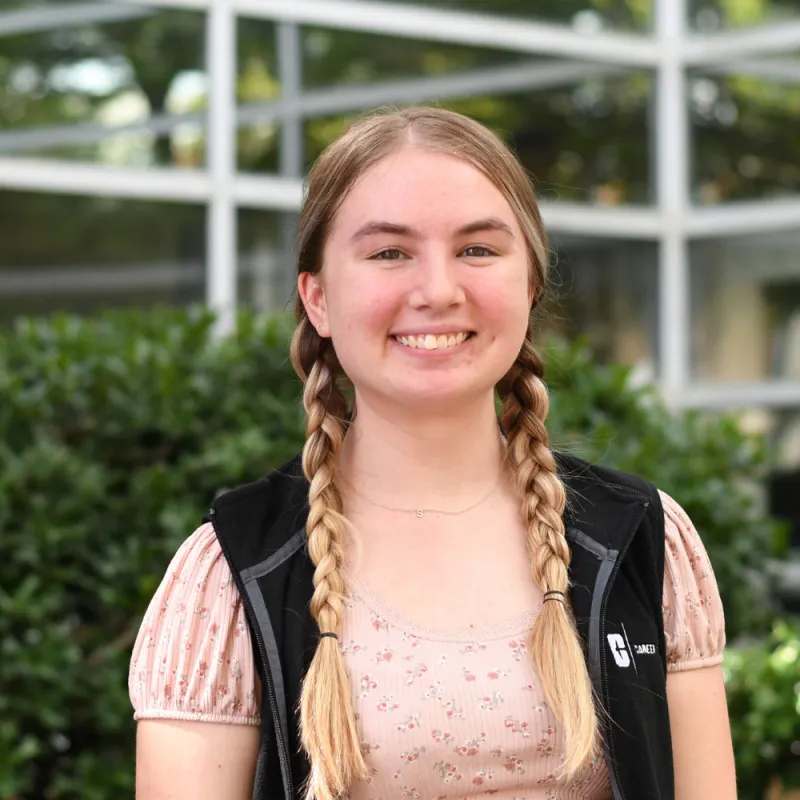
[
  {"xmin": 135, "ymin": 719, "xmax": 259, "ymax": 799},
  {"xmin": 130, "ymin": 524, "xmax": 264, "ymax": 798}
]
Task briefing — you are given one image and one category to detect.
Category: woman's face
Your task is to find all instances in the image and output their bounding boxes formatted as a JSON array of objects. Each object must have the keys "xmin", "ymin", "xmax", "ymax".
[{"xmin": 299, "ymin": 146, "xmax": 534, "ymax": 412}]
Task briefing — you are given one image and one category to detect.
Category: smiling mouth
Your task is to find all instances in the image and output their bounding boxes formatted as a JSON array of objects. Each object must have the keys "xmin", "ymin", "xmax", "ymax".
[{"xmin": 392, "ymin": 332, "xmax": 475, "ymax": 351}]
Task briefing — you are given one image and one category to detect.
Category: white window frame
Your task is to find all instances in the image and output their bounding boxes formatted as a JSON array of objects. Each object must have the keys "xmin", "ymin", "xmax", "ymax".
[{"xmin": 1, "ymin": 0, "xmax": 800, "ymax": 407}]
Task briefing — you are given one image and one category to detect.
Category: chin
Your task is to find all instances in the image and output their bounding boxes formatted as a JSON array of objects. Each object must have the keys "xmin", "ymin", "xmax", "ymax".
[{"xmin": 384, "ymin": 377, "xmax": 496, "ymax": 413}]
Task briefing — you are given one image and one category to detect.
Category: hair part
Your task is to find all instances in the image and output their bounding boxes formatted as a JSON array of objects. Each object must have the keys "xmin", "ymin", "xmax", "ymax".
[{"xmin": 291, "ymin": 105, "xmax": 598, "ymax": 799}]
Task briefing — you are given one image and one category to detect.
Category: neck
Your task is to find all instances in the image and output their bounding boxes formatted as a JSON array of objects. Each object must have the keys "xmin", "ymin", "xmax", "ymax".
[{"xmin": 338, "ymin": 392, "xmax": 507, "ymax": 510}]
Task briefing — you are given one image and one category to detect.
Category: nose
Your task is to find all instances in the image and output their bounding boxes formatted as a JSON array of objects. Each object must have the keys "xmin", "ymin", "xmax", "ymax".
[{"xmin": 409, "ymin": 249, "xmax": 466, "ymax": 311}]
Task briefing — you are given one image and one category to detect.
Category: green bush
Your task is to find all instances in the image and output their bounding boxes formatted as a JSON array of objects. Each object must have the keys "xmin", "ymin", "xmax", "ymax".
[
  {"xmin": 724, "ymin": 620, "xmax": 800, "ymax": 799},
  {"xmin": 0, "ymin": 307, "xmax": 794, "ymax": 799}
]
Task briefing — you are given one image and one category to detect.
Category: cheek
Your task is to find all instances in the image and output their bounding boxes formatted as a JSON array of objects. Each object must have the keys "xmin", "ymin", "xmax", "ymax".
[
  {"xmin": 327, "ymin": 276, "xmax": 400, "ymax": 342},
  {"xmin": 479, "ymin": 280, "xmax": 531, "ymax": 341}
]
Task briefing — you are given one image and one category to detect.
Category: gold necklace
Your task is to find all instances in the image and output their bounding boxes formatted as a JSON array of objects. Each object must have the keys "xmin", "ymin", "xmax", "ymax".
[{"xmin": 339, "ymin": 472, "xmax": 504, "ymax": 518}]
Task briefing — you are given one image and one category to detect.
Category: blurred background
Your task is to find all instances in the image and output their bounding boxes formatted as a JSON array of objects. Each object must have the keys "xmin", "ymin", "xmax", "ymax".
[{"xmin": 1, "ymin": 0, "xmax": 800, "ymax": 798}]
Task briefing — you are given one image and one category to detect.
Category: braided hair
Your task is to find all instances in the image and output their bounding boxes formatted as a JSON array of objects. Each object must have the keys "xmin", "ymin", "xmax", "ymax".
[{"xmin": 291, "ymin": 106, "xmax": 599, "ymax": 799}]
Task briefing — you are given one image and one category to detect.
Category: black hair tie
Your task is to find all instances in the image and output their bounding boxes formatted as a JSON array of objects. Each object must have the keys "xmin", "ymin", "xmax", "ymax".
[
  {"xmin": 543, "ymin": 590, "xmax": 566, "ymax": 603},
  {"xmin": 319, "ymin": 632, "xmax": 339, "ymax": 640}
]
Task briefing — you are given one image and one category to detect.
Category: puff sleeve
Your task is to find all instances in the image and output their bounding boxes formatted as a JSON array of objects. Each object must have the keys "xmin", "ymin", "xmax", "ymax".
[
  {"xmin": 128, "ymin": 523, "xmax": 261, "ymax": 724},
  {"xmin": 660, "ymin": 491, "xmax": 726, "ymax": 672}
]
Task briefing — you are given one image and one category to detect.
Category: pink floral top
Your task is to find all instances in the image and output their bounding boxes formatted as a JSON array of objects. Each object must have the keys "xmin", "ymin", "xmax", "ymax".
[{"xmin": 129, "ymin": 491, "xmax": 725, "ymax": 799}]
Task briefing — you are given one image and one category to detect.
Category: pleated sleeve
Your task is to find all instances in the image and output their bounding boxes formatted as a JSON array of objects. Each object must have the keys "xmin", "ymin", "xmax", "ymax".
[
  {"xmin": 128, "ymin": 522, "xmax": 261, "ymax": 725},
  {"xmin": 660, "ymin": 491, "xmax": 726, "ymax": 672}
]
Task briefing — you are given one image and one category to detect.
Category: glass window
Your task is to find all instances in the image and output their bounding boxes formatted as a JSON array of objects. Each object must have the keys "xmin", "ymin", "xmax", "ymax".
[
  {"xmin": 765, "ymin": 408, "xmax": 800, "ymax": 552},
  {"xmin": 238, "ymin": 209, "xmax": 296, "ymax": 312},
  {"xmin": 302, "ymin": 26, "xmax": 530, "ymax": 90},
  {"xmin": 0, "ymin": 8, "xmax": 206, "ymax": 168},
  {"xmin": 691, "ymin": 231, "xmax": 800, "ymax": 382},
  {"xmin": 237, "ymin": 17, "xmax": 280, "ymax": 174},
  {"xmin": 304, "ymin": 73, "xmax": 653, "ymax": 204},
  {"xmin": 365, "ymin": 1, "xmax": 651, "ymax": 32},
  {"xmin": 0, "ymin": 190, "xmax": 205, "ymax": 323},
  {"xmin": 541, "ymin": 236, "xmax": 659, "ymax": 377},
  {"xmin": 689, "ymin": 1, "xmax": 799, "ymax": 31},
  {"xmin": 691, "ymin": 70, "xmax": 800, "ymax": 203}
]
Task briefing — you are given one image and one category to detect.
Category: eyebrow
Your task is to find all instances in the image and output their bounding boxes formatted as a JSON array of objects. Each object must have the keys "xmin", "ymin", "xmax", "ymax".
[
  {"xmin": 350, "ymin": 216, "xmax": 515, "ymax": 242},
  {"xmin": 456, "ymin": 217, "xmax": 515, "ymax": 238}
]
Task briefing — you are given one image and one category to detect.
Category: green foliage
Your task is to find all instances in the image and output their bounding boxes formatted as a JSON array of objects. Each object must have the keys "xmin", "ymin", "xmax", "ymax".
[
  {"xmin": 724, "ymin": 620, "xmax": 800, "ymax": 799},
  {"xmin": 0, "ymin": 307, "xmax": 302, "ymax": 799},
  {"xmin": 543, "ymin": 335, "xmax": 788, "ymax": 639},
  {"xmin": 0, "ymin": 308, "xmax": 793, "ymax": 798}
]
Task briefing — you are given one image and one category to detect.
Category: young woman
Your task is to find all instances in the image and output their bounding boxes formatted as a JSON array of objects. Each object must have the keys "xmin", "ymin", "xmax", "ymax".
[{"xmin": 130, "ymin": 107, "xmax": 737, "ymax": 800}]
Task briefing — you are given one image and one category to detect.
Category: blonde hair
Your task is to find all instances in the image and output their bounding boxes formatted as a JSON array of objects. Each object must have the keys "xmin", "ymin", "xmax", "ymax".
[{"xmin": 290, "ymin": 106, "xmax": 598, "ymax": 800}]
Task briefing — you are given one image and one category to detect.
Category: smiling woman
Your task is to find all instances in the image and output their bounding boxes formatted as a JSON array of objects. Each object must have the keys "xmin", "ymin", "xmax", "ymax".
[
  {"xmin": 131, "ymin": 107, "xmax": 736, "ymax": 800},
  {"xmin": 298, "ymin": 145, "xmax": 533, "ymax": 410}
]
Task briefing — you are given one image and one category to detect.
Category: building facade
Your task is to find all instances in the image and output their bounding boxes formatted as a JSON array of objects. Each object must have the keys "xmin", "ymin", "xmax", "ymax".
[{"xmin": 1, "ymin": 0, "xmax": 799, "ymax": 471}]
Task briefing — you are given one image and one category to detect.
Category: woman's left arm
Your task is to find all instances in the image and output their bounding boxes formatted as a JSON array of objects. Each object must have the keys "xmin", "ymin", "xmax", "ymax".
[
  {"xmin": 667, "ymin": 665, "xmax": 737, "ymax": 799},
  {"xmin": 658, "ymin": 491, "xmax": 738, "ymax": 798}
]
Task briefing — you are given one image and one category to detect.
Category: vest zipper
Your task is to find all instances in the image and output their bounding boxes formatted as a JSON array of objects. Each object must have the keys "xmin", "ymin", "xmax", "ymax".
[
  {"xmin": 209, "ymin": 508, "xmax": 295, "ymax": 800},
  {"xmin": 596, "ymin": 493, "xmax": 650, "ymax": 800}
]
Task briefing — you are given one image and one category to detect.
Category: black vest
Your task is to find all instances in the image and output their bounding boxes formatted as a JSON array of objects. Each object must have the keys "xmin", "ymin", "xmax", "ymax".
[{"xmin": 208, "ymin": 452, "xmax": 674, "ymax": 800}]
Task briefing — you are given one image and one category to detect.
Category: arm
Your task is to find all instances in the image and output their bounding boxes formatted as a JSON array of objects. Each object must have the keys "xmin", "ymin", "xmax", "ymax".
[
  {"xmin": 658, "ymin": 493, "xmax": 736, "ymax": 798},
  {"xmin": 136, "ymin": 720, "xmax": 260, "ymax": 799},
  {"xmin": 129, "ymin": 525, "xmax": 264, "ymax": 799},
  {"xmin": 667, "ymin": 665, "xmax": 737, "ymax": 799}
]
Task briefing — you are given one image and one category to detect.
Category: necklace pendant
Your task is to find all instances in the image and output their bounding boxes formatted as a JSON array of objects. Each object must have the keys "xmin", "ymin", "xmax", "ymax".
[{"xmin": 416, "ymin": 509, "xmax": 424, "ymax": 518}]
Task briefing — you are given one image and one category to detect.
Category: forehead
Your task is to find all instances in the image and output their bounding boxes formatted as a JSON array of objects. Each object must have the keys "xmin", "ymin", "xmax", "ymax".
[{"xmin": 330, "ymin": 147, "xmax": 521, "ymax": 237}]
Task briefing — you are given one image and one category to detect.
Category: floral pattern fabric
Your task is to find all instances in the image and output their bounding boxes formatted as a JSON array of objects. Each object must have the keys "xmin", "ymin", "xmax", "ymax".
[
  {"xmin": 129, "ymin": 522, "xmax": 262, "ymax": 724},
  {"xmin": 338, "ymin": 582, "xmax": 609, "ymax": 799},
  {"xmin": 129, "ymin": 492, "xmax": 725, "ymax": 798}
]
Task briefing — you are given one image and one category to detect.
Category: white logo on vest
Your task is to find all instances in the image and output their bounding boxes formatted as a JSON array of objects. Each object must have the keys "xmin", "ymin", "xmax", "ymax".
[
  {"xmin": 607, "ymin": 633, "xmax": 631, "ymax": 668},
  {"xmin": 607, "ymin": 626, "xmax": 657, "ymax": 670}
]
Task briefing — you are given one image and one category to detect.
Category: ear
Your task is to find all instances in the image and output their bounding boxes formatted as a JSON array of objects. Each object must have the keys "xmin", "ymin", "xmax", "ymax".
[{"xmin": 297, "ymin": 272, "xmax": 330, "ymax": 337}]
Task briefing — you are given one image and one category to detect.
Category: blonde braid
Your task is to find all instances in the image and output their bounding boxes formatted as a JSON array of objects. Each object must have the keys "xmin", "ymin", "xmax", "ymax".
[
  {"xmin": 499, "ymin": 332, "xmax": 599, "ymax": 778},
  {"xmin": 291, "ymin": 318, "xmax": 368, "ymax": 800}
]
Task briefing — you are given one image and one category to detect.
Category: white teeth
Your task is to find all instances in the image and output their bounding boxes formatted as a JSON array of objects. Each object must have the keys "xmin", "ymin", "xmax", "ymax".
[{"xmin": 394, "ymin": 332, "xmax": 471, "ymax": 350}]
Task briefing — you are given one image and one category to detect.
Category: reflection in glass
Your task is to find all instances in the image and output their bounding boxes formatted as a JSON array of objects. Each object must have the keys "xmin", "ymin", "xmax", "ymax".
[
  {"xmin": 237, "ymin": 18, "xmax": 280, "ymax": 173},
  {"xmin": 238, "ymin": 210, "xmax": 297, "ymax": 312},
  {"xmin": 691, "ymin": 70, "xmax": 800, "ymax": 203},
  {"xmin": 689, "ymin": 1, "xmax": 799, "ymax": 31},
  {"xmin": 357, "ymin": 1, "xmax": 651, "ymax": 31},
  {"xmin": 691, "ymin": 231, "xmax": 800, "ymax": 382},
  {"xmin": 302, "ymin": 26, "xmax": 531, "ymax": 90},
  {"xmin": 304, "ymin": 74, "xmax": 652, "ymax": 204},
  {"xmin": 541, "ymin": 236, "xmax": 658, "ymax": 376},
  {"xmin": 0, "ymin": 9, "xmax": 206, "ymax": 168},
  {"xmin": 0, "ymin": 191, "xmax": 205, "ymax": 323}
]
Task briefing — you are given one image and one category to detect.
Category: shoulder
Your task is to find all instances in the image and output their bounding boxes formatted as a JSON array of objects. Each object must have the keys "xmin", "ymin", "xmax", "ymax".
[
  {"xmin": 211, "ymin": 452, "xmax": 306, "ymax": 515},
  {"xmin": 129, "ymin": 523, "xmax": 262, "ymax": 724},
  {"xmin": 555, "ymin": 452, "xmax": 665, "ymax": 551},
  {"xmin": 209, "ymin": 453, "xmax": 310, "ymax": 570},
  {"xmin": 658, "ymin": 490, "xmax": 726, "ymax": 670},
  {"xmin": 555, "ymin": 451, "xmax": 661, "ymax": 505}
]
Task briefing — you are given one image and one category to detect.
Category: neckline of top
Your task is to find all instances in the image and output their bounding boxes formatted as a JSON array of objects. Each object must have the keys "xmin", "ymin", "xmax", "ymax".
[{"xmin": 343, "ymin": 572, "xmax": 543, "ymax": 643}]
